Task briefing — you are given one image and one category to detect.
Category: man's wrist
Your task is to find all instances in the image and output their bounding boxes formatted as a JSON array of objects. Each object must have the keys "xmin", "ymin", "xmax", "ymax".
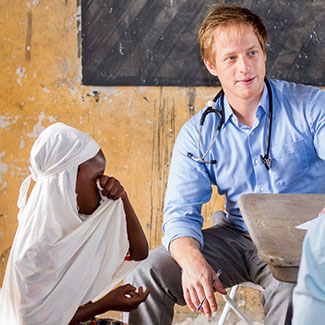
[{"xmin": 169, "ymin": 237, "xmax": 202, "ymax": 269}]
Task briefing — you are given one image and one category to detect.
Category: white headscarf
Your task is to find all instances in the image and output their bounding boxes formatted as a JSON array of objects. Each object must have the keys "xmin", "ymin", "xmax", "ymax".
[{"xmin": 0, "ymin": 123, "xmax": 135, "ymax": 324}]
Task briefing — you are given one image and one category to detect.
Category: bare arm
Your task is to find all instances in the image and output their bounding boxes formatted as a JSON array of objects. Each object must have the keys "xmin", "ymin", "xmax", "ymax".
[
  {"xmin": 69, "ymin": 284, "xmax": 150, "ymax": 324},
  {"xmin": 99, "ymin": 176, "xmax": 148, "ymax": 261},
  {"xmin": 122, "ymin": 194, "xmax": 148, "ymax": 260},
  {"xmin": 170, "ymin": 237, "xmax": 226, "ymax": 318}
]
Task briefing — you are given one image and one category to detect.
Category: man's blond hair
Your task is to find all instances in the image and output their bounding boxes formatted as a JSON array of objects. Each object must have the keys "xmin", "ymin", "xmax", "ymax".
[{"xmin": 198, "ymin": 4, "xmax": 268, "ymax": 64}]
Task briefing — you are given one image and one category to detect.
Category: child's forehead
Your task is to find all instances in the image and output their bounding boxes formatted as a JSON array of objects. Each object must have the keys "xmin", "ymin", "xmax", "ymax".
[{"xmin": 80, "ymin": 149, "xmax": 106, "ymax": 171}]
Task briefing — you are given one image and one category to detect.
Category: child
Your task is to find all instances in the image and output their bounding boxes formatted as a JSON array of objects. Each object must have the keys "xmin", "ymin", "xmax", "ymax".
[{"xmin": 0, "ymin": 122, "xmax": 150, "ymax": 324}]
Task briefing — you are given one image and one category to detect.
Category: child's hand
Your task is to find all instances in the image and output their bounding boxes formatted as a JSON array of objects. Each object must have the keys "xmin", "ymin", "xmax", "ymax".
[
  {"xmin": 99, "ymin": 284, "xmax": 150, "ymax": 312},
  {"xmin": 98, "ymin": 176, "xmax": 127, "ymax": 200}
]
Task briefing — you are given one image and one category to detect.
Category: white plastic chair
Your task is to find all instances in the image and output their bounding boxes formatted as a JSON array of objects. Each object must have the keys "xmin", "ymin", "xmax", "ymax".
[{"xmin": 218, "ymin": 282, "xmax": 263, "ymax": 325}]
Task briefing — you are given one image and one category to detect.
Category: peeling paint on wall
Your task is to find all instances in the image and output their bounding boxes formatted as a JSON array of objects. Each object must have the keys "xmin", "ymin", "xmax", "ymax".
[
  {"xmin": 0, "ymin": 115, "xmax": 20, "ymax": 129},
  {"xmin": 0, "ymin": 181, "xmax": 8, "ymax": 191},
  {"xmin": 0, "ymin": 116, "xmax": 11, "ymax": 129},
  {"xmin": 27, "ymin": 112, "xmax": 56, "ymax": 138},
  {"xmin": 89, "ymin": 86, "xmax": 118, "ymax": 98},
  {"xmin": 42, "ymin": 87, "xmax": 50, "ymax": 94},
  {"xmin": 19, "ymin": 137, "xmax": 25, "ymax": 149},
  {"xmin": 70, "ymin": 86, "xmax": 77, "ymax": 95},
  {"xmin": 0, "ymin": 152, "xmax": 9, "ymax": 184},
  {"xmin": 16, "ymin": 66, "xmax": 26, "ymax": 86}
]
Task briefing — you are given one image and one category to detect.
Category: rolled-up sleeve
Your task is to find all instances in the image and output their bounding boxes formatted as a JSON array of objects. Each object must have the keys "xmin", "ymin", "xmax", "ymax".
[{"xmin": 162, "ymin": 117, "xmax": 213, "ymax": 250}]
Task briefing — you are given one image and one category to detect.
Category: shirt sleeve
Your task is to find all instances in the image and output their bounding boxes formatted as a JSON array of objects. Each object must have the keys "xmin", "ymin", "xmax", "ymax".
[
  {"xmin": 292, "ymin": 214, "xmax": 325, "ymax": 324},
  {"xmin": 162, "ymin": 117, "xmax": 214, "ymax": 251},
  {"xmin": 308, "ymin": 88, "xmax": 325, "ymax": 160}
]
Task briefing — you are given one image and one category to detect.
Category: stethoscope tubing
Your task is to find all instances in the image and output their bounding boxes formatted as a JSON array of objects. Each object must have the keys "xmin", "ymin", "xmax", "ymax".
[{"xmin": 187, "ymin": 77, "xmax": 273, "ymax": 170}]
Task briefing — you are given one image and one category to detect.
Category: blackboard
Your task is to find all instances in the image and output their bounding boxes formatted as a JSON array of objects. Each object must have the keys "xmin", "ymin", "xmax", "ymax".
[{"xmin": 81, "ymin": 0, "xmax": 325, "ymax": 86}]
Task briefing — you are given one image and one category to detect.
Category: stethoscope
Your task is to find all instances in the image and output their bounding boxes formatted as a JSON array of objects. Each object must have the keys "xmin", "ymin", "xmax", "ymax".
[{"xmin": 187, "ymin": 78, "xmax": 273, "ymax": 170}]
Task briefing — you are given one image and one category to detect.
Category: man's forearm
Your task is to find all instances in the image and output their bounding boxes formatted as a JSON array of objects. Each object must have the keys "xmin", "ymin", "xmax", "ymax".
[{"xmin": 169, "ymin": 236, "xmax": 206, "ymax": 269}]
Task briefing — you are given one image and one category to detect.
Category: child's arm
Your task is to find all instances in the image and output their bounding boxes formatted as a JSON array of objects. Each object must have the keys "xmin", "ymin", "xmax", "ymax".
[
  {"xmin": 69, "ymin": 284, "xmax": 150, "ymax": 324},
  {"xmin": 99, "ymin": 176, "xmax": 149, "ymax": 261},
  {"xmin": 122, "ymin": 194, "xmax": 149, "ymax": 260}
]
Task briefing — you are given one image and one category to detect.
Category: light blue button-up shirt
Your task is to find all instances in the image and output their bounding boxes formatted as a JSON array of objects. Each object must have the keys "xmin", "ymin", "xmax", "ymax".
[
  {"xmin": 292, "ymin": 213, "xmax": 325, "ymax": 324},
  {"xmin": 162, "ymin": 79, "xmax": 325, "ymax": 250}
]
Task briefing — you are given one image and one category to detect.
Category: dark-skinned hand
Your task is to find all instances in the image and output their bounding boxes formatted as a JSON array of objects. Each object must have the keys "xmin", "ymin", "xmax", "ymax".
[
  {"xmin": 98, "ymin": 284, "xmax": 150, "ymax": 312},
  {"xmin": 98, "ymin": 176, "xmax": 127, "ymax": 201}
]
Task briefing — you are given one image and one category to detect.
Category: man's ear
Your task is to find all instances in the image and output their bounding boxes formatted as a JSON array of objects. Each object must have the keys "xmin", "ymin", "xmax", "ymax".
[{"xmin": 203, "ymin": 58, "xmax": 218, "ymax": 77}]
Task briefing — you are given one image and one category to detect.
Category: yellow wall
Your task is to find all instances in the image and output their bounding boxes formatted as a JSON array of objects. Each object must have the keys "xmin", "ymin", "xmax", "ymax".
[
  {"xmin": 0, "ymin": 0, "xmax": 224, "ymax": 285},
  {"xmin": 2, "ymin": 2, "xmax": 324, "ymax": 323}
]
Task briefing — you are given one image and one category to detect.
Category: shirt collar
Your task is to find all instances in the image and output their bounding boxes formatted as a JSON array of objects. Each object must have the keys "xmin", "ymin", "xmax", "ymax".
[
  {"xmin": 220, "ymin": 80, "xmax": 270, "ymax": 128},
  {"xmin": 259, "ymin": 82, "xmax": 270, "ymax": 115}
]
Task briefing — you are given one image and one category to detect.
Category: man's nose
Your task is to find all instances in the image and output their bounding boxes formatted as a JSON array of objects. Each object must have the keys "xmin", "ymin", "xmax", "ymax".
[{"xmin": 238, "ymin": 56, "xmax": 250, "ymax": 73}]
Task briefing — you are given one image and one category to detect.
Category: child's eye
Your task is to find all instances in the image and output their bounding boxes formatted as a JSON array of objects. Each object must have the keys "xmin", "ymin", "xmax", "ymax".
[{"xmin": 249, "ymin": 50, "xmax": 256, "ymax": 56}]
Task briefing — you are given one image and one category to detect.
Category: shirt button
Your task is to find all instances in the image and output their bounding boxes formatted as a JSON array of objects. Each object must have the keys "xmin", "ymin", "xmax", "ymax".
[
  {"xmin": 255, "ymin": 159, "xmax": 259, "ymax": 165},
  {"xmin": 259, "ymin": 186, "xmax": 264, "ymax": 192}
]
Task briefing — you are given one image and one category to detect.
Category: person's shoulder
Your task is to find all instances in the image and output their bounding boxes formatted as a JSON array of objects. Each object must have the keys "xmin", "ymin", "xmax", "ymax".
[
  {"xmin": 181, "ymin": 106, "xmax": 208, "ymax": 131},
  {"xmin": 270, "ymin": 79, "xmax": 323, "ymax": 98},
  {"xmin": 305, "ymin": 214, "xmax": 325, "ymax": 253}
]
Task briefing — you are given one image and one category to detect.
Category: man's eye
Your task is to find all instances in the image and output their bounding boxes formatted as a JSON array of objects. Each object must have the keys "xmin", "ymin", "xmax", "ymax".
[
  {"xmin": 249, "ymin": 50, "xmax": 256, "ymax": 55},
  {"xmin": 227, "ymin": 56, "xmax": 235, "ymax": 61}
]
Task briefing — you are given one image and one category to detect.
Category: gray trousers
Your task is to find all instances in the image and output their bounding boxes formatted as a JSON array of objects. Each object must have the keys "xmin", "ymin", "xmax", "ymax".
[{"xmin": 124, "ymin": 214, "xmax": 294, "ymax": 325}]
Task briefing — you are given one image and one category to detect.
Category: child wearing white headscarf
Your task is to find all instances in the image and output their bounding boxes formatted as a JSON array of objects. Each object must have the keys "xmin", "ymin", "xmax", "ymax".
[{"xmin": 0, "ymin": 122, "xmax": 149, "ymax": 324}]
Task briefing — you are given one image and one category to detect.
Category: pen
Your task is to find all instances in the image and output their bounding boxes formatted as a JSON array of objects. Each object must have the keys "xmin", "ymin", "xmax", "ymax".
[{"xmin": 197, "ymin": 269, "xmax": 222, "ymax": 311}]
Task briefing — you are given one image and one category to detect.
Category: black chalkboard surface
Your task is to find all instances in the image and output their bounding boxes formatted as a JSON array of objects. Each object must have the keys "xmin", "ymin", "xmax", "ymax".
[{"xmin": 81, "ymin": 0, "xmax": 324, "ymax": 86}]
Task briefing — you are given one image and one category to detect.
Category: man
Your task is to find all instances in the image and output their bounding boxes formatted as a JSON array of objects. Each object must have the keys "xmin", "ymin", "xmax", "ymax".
[
  {"xmin": 0, "ymin": 123, "xmax": 150, "ymax": 324},
  {"xmin": 292, "ymin": 207, "xmax": 325, "ymax": 324},
  {"xmin": 125, "ymin": 4, "xmax": 325, "ymax": 325}
]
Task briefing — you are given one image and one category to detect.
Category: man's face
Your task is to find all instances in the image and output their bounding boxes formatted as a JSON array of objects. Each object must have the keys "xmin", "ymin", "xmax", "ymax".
[
  {"xmin": 76, "ymin": 149, "xmax": 106, "ymax": 215},
  {"xmin": 204, "ymin": 24, "xmax": 266, "ymax": 105}
]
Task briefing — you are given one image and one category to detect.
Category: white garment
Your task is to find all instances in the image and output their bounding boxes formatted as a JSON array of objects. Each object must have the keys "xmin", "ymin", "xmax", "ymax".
[{"xmin": 0, "ymin": 123, "xmax": 135, "ymax": 324}]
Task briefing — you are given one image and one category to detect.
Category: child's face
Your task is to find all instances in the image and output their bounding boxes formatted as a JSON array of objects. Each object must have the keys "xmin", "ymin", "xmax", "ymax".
[{"xmin": 75, "ymin": 149, "xmax": 106, "ymax": 215}]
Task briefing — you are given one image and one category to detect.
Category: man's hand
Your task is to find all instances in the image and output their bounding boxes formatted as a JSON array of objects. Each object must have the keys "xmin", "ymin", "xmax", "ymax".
[
  {"xmin": 170, "ymin": 237, "xmax": 226, "ymax": 318},
  {"xmin": 98, "ymin": 176, "xmax": 127, "ymax": 200},
  {"xmin": 99, "ymin": 284, "xmax": 150, "ymax": 312}
]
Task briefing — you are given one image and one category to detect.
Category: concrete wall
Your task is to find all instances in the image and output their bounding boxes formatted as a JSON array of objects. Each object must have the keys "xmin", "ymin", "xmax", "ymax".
[{"xmin": 0, "ymin": 0, "xmax": 224, "ymax": 285}]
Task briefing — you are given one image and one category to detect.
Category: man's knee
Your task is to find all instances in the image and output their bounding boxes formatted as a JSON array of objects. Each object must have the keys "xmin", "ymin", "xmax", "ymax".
[{"xmin": 126, "ymin": 246, "xmax": 182, "ymax": 290}]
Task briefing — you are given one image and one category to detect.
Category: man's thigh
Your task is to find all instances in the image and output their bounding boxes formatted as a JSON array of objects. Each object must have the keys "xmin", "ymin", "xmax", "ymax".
[
  {"xmin": 201, "ymin": 220, "xmax": 259, "ymax": 288},
  {"xmin": 128, "ymin": 218, "xmax": 266, "ymax": 299}
]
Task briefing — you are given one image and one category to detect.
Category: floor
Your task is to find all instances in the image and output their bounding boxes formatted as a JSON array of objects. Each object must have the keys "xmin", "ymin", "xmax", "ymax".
[
  {"xmin": 174, "ymin": 315, "xmax": 263, "ymax": 325},
  {"xmin": 103, "ymin": 285, "xmax": 265, "ymax": 324},
  {"xmin": 172, "ymin": 285, "xmax": 265, "ymax": 324}
]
